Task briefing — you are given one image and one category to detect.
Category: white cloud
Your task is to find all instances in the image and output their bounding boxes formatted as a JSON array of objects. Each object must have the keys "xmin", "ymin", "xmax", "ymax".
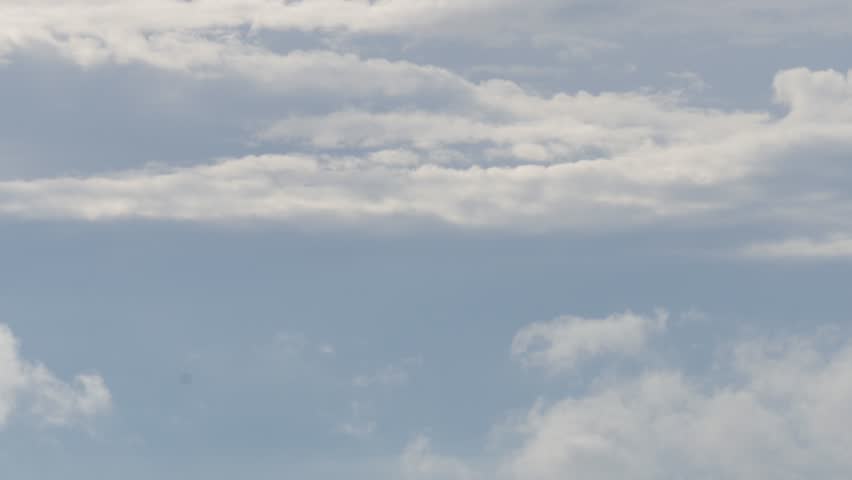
[
  {"xmin": 2, "ymin": 0, "xmax": 851, "ymax": 73},
  {"xmin": 3, "ymin": 0, "xmax": 852, "ymax": 258},
  {"xmin": 0, "ymin": 1, "xmax": 526, "ymax": 87},
  {"xmin": 257, "ymin": 84, "xmax": 756, "ymax": 156},
  {"xmin": 395, "ymin": 316, "xmax": 852, "ymax": 480},
  {"xmin": 0, "ymin": 324, "xmax": 112, "ymax": 428},
  {"xmin": 0, "ymin": 0, "xmax": 516, "ymax": 46},
  {"xmin": 774, "ymin": 68, "xmax": 852, "ymax": 122},
  {"xmin": 0, "ymin": 150, "xmax": 732, "ymax": 228},
  {"xmin": 501, "ymin": 332, "xmax": 852, "ymax": 480},
  {"xmin": 1, "ymin": 0, "xmax": 851, "ymax": 246},
  {"xmin": 1, "ymin": 68, "xmax": 851, "ymax": 242},
  {"xmin": 0, "ymin": 325, "xmax": 27, "ymax": 423},
  {"xmin": 511, "ymin": 310, "xmax": 668, "ymax": 373},
  {"xmin": 28, "ymin": 368, "xmax": 112, "ymax": 427},
  {"xmin": 2, "ymin": 8, "xmax": 476, "ymax": 100}
]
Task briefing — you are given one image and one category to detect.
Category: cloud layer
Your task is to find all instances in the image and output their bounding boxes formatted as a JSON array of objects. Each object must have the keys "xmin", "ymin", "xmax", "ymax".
[
  {"xmin": 1, "ymin": 67, "xmax": 851, "ymax": 255},
  {"xmin": 2, "ymin": 2, "xmax": 852, "ymax": 259},
  {"xmin": 4, "ymin": 0, "xmax": 852, "ymax": 73}
]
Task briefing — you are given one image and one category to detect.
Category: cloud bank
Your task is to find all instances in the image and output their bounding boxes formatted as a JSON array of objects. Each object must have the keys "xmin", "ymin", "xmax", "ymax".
[
  {"xmin": 0, "ymin": 68, "xmax": 850, "ymax": 240},
  {"xmin": 0, "ymin": 2, "xmax": 850, "ymax": 258},
  {"xmin": 4, "ymin": 0, "xmax": 852, "ymax": 73}
]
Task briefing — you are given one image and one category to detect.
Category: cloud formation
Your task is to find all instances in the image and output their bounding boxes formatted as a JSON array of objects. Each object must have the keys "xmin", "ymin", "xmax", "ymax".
[
  {"xmin": 0, "ymin": 324, "xmax": 111, "ymax": 428},
  {"xmin": 404, "ymin": 315, "xmax": 852, "ymax": 480},
  {"xmin": 502, "ymin": 332, "xmax": 852, "ymax": 480},
  {"xmin": 3, "ymin": 2, "xmax": 852, "ymax": 263},
  {"xmin": 3, "ymin": 0, "xmax": 852, "ymax": 74},
  {"xmin": 511, "ymin": 310, "xmax": 668, "ymax": 373},
  {"xmin": 0, "ymin": 67, "xmax": 847, "ymax": 241},
  {"xmin": 3, "ymin": 2, "xmax": 852, "ymax": 477}
]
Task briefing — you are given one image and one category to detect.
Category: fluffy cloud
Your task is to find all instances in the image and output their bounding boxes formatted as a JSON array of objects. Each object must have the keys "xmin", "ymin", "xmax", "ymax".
[
  {"xmin": 396, "ymin": 315, "xmax": 852, "ymax": 480},
  {"xmin": 511, "ymin": 310, "xmax": 668, "ymax": 373},
  {"xmin": 774, "ymin": 68, "xmax": 852, "ymax": 122},
  {"xmin": 501, "ymin": 332, "xmax": 852, "ymax": 480},
  {"xmin": 0, "ymin": 324, "xmax": 111, "ymax": 428}
]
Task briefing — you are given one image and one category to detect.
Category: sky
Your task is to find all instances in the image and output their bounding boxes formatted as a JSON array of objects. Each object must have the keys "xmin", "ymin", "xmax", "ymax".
[{"xmin": 2, "ymin": 1, "xmax": 852, "ymax": 478}]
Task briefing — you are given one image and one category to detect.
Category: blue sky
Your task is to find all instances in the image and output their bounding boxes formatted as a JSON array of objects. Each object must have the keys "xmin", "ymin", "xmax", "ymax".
[{"xmin": 3, "ymin": 1, "xmax": 852, "ymax": 479}]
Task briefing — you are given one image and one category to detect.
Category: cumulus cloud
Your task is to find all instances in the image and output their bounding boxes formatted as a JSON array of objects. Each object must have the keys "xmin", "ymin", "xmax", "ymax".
[
  {"xmin": 396, "ymin": 315, "xmax": 852, "ymax": 480},
  {"xmin": 0, "ymin": 324, "xmax": 111, "ymax": 428},
  {"xmin": 511, "ymin": 310, "xmax": 668, "ymax": 373},
  {"xmin": 501, "ymin": 332, "xmax": 852, "ymax": 480}
]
